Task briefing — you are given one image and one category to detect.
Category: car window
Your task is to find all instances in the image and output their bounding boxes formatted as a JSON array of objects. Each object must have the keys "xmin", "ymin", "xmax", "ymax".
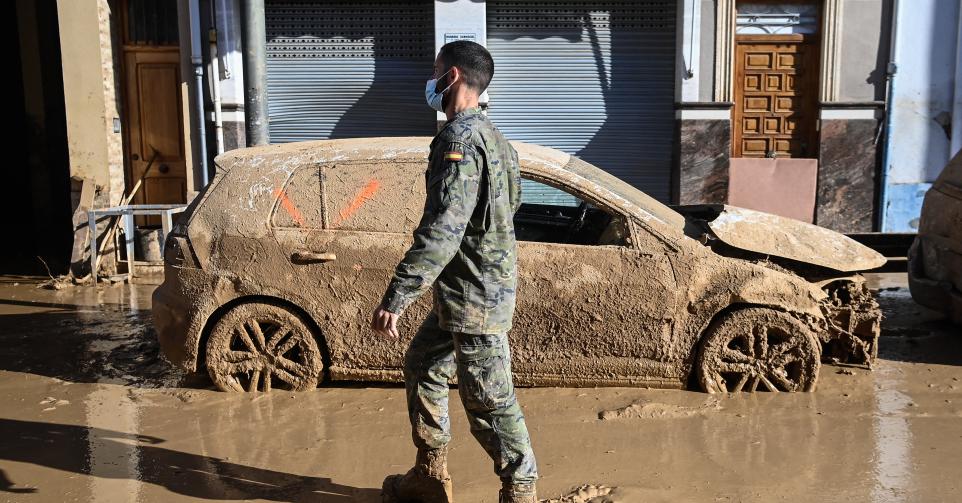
[
  {"xmin": 521, "ymin": 179, "xmax": 580, "ymax": 207},
  {"xmin": 324, "ymin": 161, "xmax": 424, "ymax": 233},
  {"xmin": 515, "ymin": 178, "xmax": 629, "ymax": 247},
  {"xmin": 271, "ymin": 166, "xmax": 323, "ymax": 229}
]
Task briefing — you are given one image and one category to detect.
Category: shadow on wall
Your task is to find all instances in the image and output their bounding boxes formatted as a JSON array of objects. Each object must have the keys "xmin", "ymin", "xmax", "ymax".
[
  {"xmin": 865, "ymin": 0, "xmax": 892, "ymax": 99},
  {"xmin": 575, "ymin": 7, "xmax": 675, "ymax": 200},
  {"xmin": 921, "ymin": 0, "xmax": 958, "ymax": 177},
  {"xmin": 486, "ymin": 2, "xmax": 676, "ymax": 202},
  {"xmin": 264, "ymin": 0, "xmax": 436, "ymax": 142}
]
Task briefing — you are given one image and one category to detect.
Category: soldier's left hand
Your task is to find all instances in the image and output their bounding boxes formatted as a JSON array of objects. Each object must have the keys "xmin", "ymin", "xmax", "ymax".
[{"xmin": 370, "ymin": 305, "xmax": 400, "ymax": 338}]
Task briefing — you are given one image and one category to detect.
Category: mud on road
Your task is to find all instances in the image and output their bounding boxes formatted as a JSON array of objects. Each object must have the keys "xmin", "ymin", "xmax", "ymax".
[{"xmin": 0, "ymin": 273, "xmax": 960, "ymax": 502}]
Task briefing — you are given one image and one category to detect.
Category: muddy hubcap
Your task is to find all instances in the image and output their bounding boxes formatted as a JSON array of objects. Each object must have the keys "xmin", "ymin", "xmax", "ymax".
[
  {"xmin": 212, "ymin": 317, "xmax": 317, "ymax": 392},
  {"xmin": 714, "ymin": 326, "xmax": 809, "ymax": 392}
]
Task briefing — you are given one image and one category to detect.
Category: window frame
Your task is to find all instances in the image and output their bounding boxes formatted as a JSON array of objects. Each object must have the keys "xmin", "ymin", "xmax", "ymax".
[
  {"xmin": 268, "ymin": 163, "xmax": 325, "ymax": 231},
  {"xmin": 517, "ymin": 170, "xmax": 650, "ymax": 250}
]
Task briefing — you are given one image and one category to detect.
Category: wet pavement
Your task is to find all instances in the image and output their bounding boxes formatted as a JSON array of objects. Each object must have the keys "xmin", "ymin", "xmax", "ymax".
[{"xmin": 0, "ymin": 273, "xmax": 959, "ymax": 502}]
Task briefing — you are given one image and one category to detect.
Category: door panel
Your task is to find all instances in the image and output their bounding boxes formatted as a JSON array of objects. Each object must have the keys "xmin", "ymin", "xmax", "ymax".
[
  {"xmin": 307, "ymin": 231, "xmax": 678, "ymax": 384},
  {"xmin": 123, "ymin": 49, "xmax": 187, "ymax": 218},
  {"xmin": 510, "ymin": 242, "xmax": 676, "ymax": 385},
  {"xmin": 293, "ymin": 161, "xmax": 430, "ymax": 372},
  {"xmin": 301, "ymin": 229, "xmax": 427, "ymax": 372},
  {"xmin": 733, "ymin": 37, "xmax": 819, "ymax": 158}
]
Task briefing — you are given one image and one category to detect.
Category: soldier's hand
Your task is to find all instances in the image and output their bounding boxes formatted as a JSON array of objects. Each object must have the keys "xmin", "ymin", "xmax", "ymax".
[{"xmin": 371, "ymin": 305, "xmax": 400, "ymax": 338}]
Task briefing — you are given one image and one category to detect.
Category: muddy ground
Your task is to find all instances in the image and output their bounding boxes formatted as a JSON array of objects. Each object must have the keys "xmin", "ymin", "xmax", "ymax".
[{"xmin": 0, "ymin": 273, "xmax": 959, "ymax": 502}]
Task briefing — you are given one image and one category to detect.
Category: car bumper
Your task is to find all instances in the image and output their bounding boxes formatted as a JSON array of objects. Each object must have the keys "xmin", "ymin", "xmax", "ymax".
[
  {"xmin": 152, "ymin": 265, "xmax": 219, "ymax": 371},
  {"xmin": 819, "ymin": 277, "xmax": 883, "ymax": 365},
  {"xmin": 908, "ymin": 236, "xmax": 962, "ymax": 325}
]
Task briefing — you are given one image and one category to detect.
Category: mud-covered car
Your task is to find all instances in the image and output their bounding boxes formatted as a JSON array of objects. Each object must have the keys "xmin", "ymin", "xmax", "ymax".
[
  {"xmin": 153, "ymin": 137, "xmax": 884, "ymax": 394},
  {"xmin": 909, "ymin": 152, "xmax": 962, "ymax": 324}
]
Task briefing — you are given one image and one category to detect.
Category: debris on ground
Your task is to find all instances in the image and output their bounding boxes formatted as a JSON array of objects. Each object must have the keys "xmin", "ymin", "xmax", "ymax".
[
  {"xmin": 598, "ymin": 399, "xmax": 722, "ymax": 420},
  {"xmin": 541, "ymin": 484, "xmax": 655, "ymax": 503}
]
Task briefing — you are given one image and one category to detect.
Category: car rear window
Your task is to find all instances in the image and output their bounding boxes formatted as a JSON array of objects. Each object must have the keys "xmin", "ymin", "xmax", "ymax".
[
  {"xmin": 271, "ymin": 166, "xmax": 323, "ymax": 229},
  {"xmin": 324, "ymin": 161, "xmax": 424, "ymax": 233}
]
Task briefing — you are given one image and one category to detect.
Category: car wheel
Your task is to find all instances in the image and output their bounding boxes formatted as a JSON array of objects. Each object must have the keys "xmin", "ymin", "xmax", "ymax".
[
  {"xmin": 206, "ymin": 302, "xmax": 323, "ymax": 392},
  {"xmin": 697, "ymin": 307, "xmax": 820, "ymax": 393}
]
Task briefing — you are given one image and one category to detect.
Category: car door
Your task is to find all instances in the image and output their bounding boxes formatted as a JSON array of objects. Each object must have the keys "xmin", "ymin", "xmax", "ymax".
[
  {"xmin": 297, "ymin": 160, "xmax": 431, "ymax": 377},
  {"xmin": 267, "ymin": 162, "xmax": 340, "ymax": 319},
  {"xmin": 510, "ymin": 178, "xmax": 679, "ymax": 387}
]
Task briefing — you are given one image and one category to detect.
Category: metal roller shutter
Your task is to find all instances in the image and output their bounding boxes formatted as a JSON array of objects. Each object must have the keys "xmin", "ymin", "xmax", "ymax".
[
  {"xmin": 486, "ymin": 0, "xmax": 676, "ymax": 203},
  {"xmin": 265, "ymin": 0, "xmax": 435, "ymax": 143}
]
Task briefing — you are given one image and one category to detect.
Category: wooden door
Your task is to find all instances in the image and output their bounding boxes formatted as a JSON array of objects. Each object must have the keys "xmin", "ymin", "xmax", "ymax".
[
  {"xmin": 122, "ymin": 48, "xmax": 187, "ymax": 212},
  {"xmin": 733, "ymin": 35, "xmax": 820, "ymax": 158}
]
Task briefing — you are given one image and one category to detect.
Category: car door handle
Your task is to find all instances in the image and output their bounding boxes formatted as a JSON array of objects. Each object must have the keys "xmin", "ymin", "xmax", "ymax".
[{"xmin": 292, "ymin": 250, "xmax": 337, "ymax": 263}]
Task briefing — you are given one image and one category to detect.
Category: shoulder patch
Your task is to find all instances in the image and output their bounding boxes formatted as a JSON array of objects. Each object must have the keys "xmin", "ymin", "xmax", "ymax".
[{"xmin": 444, "ymin": 151, "xmax": 464, "ymax": 162}]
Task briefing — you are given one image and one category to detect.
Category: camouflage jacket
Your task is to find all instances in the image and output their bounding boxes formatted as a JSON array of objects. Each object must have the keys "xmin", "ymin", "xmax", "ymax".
[{"xmin": 381, "ymin": 106, "xmax": 522, "ymax": 334}]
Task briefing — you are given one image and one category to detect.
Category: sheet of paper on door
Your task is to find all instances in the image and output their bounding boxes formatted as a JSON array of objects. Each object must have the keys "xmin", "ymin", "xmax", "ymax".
[{"xmin": 727, "ymin": 158, "xmax": 818, "ymax": 224}]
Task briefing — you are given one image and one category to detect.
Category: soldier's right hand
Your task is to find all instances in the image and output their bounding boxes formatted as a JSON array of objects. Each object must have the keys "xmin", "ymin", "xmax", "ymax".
[{"xmin": 370, "ymin": 305, "xmax": 400, "ymax": 338}]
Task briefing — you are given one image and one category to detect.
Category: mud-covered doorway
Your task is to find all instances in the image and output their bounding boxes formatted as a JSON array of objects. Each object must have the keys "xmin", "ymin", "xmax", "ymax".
[
  {"xmin": 119, "ymin": 0, "xmax": 187, "ymax": 226},
  {"xmin": 732, "ymin": 1, "xmax": 821, "ymax": 158},
  {"xmin": 7, "ymin": 0, "xmax": 72, "ymax": 275}
]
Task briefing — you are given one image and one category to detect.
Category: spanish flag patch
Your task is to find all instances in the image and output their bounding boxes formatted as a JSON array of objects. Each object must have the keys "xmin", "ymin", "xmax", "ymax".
[{"xmin": 444, "ymin": 151, "xmax": 464, "ymax": 162}]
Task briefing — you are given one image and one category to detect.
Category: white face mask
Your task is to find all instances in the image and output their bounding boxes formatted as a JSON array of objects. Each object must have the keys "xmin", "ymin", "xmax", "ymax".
[{"xmin": 425, "ymin": 68, "xmax": 455, "ymax": 112}]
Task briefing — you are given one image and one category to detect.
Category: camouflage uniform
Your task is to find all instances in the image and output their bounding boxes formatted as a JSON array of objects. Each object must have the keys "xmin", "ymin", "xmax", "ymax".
[{"xmin": 381, "ymin": 106, "xmax": 538, "ymax": 484}]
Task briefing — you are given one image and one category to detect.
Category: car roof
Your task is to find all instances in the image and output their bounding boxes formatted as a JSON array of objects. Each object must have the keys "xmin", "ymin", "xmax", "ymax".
[{"xmin": 213, "ymin": 136, "xmax": 686, "ymax": 230}]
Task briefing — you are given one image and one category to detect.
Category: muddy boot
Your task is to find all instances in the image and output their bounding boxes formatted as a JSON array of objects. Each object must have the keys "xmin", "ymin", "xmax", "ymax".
[
  {"xmin": 381, "ymin": 447, "xmax": 453, "ymax": 503},
  {"xmin": 499, "ymin": 482, "xmax": 537, "ymax": 503}
]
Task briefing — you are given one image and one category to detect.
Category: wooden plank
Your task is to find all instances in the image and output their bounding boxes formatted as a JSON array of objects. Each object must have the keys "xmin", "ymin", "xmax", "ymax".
[{"xmin": 68, "ymin": 177, "xmax": 96, "ymax": 278}]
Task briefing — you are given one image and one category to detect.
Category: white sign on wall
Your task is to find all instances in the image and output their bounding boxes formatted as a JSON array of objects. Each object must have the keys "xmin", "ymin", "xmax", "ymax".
[{"xmin": 444, "ymin": 33, "xmax": 477, "ymax": 44}]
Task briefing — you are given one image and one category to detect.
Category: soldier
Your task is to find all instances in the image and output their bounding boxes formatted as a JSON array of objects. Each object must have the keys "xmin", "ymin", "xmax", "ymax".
[{"xmin": 370, "ymin": 40, "xmax": 538, "ymax": 503}]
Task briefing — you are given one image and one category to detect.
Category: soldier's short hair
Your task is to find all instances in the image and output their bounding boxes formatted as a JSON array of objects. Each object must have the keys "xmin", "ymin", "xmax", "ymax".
[{"xmin": 438, "ymin": 40, "xmax": 495, "ymax": 93}]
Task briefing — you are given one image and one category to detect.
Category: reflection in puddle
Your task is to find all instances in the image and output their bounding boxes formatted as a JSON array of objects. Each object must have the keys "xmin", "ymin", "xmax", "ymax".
[
  {"xmin": 86, "ymin": 387, "xmax": 143, "ymax": 502},
  {"xmin": 82, "ymin": 286, "xmax": 147, "ymax": 503},
  {"xmin": 872, "ymin": 364, "xmax": 913, "ymax": 502}
]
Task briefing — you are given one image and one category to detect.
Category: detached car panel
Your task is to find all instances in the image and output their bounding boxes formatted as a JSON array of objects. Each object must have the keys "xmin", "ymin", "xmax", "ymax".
[{"xmin": 676, "ymin": 205, "xmax": 887, "ymax": 272}]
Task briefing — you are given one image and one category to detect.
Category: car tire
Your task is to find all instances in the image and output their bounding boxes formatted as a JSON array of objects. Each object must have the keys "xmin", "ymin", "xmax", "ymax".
[
  {"xmin": 697, "ymin": 307, "xmax": 820, "ymax": 393},
  {"xmin": 205, "ymin": 301, "xmax": 323, "ymax": 392}
]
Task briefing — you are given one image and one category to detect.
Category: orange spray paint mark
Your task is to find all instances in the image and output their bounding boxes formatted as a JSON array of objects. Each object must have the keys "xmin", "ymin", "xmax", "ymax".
[
  {"xmin": 332, "ymin": 178, "xmax": 381, "ymax": 228},
  {"xmin": 273, "ymin": 188, "xmax": 305, "ymax": 226}
]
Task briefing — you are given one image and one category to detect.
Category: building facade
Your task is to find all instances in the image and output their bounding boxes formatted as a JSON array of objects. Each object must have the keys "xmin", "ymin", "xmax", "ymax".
[
  {"xmin": 212, "ymin": 0, "xmax": 902, "ymax": 232},
  {"xmin": 882, "ymin": 0, "xmax": 962, "ymax": 232},
  {"xmin": 11, "ymin": 1, "xmax": 962, "ymax": 274},
  {"xmin": 677, "ymin": 0, "xmax": 893, "ymax": 233}
]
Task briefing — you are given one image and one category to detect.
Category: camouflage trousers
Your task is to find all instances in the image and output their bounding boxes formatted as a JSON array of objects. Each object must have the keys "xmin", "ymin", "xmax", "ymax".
[{"xmin": 403, "ymin": 313, "xmax": 538, "ymax": 484}]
